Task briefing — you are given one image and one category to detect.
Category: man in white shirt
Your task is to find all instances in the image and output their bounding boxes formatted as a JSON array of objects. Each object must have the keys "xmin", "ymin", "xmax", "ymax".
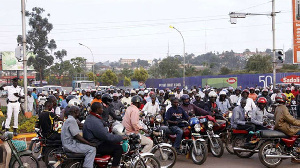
[
  {"xmin": 237, "ymin": 89, "xmax": 257, "ymax": 114},
  {"xmin": 230, "ymin": 88, "xmax": 242, "ymax": 106},
  {"xmin": 121, "ymin": 91, "xmax": 131, "ymax": 106},
  {"xmin": 142, "ymin": 95, "xmax": 160, "ymax": 115},
  {"xmin": 0, "ymin": 77, "xmax": 24, "ymax": 136}
]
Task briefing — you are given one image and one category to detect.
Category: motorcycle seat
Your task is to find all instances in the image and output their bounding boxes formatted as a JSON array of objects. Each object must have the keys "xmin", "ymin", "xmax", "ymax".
[
  {"xmin": 46, "ymin": 139, "xmax": 62, "ymax": 144},
  {"xmin": 259, "ymin": 130, "xmax": 289, "ymax": 138},
  {"xmin": 66, "ymin": 152, "xmax": 85, "ymax": 159},
  {"xmin": 232, "ymin": 129, "xmax": 248, "ymax": 134},
  {"xmin": 95, "ymin": 155, "xmax": 111, "ymax": 162}
]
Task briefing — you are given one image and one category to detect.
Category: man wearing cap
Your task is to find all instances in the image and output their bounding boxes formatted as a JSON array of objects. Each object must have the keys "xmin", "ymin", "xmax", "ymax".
[
  {"xmin": 111, "ymin": 93, "xmax": 124, "ymax": 111},
  {"xmin": 0, "ymin": 77, "xmax": 24, "ymax": 135},
  {"xmin": 82, "ymin": 89, "xmax": 93, "ymax": 108},
  {"xmin": 121, "ymin": 91, "xmax": 131, "ymax": 106}
]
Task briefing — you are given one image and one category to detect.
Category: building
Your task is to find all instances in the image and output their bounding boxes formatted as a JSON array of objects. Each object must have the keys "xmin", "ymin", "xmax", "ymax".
[
  {"xmin": 119, "ymin": 58, "xmax": 135, "ymax": 65},
  {"xmin": 86, "ymin": 62, "xmax": 95, "ymax": 70}
]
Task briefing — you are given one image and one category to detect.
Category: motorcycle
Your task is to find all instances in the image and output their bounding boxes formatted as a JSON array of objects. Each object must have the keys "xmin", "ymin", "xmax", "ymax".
[
  {"xmin": 0, "ymin": 131, "xmax": 39, "ymax": 168},
  {"xmin": 258, "ymin": 129, "xmax": 300, "ymax": 167},
  {"xmin": 144, "ymin": 113, "xmax": 177, "ymax": 168},
  {"xmin": 53, "ymin": 134, "xmax": 161, "ymax": 168},
  {"xmin": 167, "ymin": 118, "xmax": 208, "ymax": 165},
  {"xmin": 29, "ymin": 127, "xmax": 63, "ymax": 168},
  {"xmin": 198, "ymin": 115, "xmax": 224, "ymax": 157}
]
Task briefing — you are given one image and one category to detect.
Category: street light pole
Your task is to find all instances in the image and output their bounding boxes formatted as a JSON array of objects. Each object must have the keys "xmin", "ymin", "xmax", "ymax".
[
  {"xmin": 272, "ymin": 0, "xmax": 276, "ymax": 88},
  {"xmin": 169, "ymin": 26, "xmax": 186, "ymax": 88},
  {"xmin": 21, "ymin": 0, "xmax": 28, "ymax": 112},
  {"xmin": 79, "ymin": 43, "xmax": 95, "ymax": 84}
]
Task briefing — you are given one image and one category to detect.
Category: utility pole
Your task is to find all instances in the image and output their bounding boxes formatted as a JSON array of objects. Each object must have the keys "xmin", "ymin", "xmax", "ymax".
[
  {"xmin": 21, "ymin": 0, "xmax": 28, "ymax": 112},
  {"xmin": 229, "ymin": 0, "xmax": 279, "ymax": 88}
]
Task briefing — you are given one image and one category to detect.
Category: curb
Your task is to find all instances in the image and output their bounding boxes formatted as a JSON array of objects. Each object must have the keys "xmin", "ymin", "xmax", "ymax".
[{"xmin": 0, "ymin": 133, "xmax": 37, "ymax": 144}]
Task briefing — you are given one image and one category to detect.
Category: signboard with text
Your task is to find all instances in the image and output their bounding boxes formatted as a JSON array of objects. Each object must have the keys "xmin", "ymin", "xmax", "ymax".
[{"xmin": 293, "ymin": 0, "xmax": 300, "ymax": 63}]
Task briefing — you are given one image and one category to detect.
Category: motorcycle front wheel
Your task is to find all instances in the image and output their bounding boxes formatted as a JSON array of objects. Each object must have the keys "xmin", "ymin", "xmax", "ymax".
[
  {"xmin": 65, "ymin": 161, "xmax": 82, "ymax": 168},
  {"xmin": 28, "ymin": 140, "xmax": 42, "ymax": 160},
  {"xmin": 11, "ymin": 154, "xmax": 40, "ymax": 168},
  {"xmin": 134, "ymin": 155, "xmax": 161, "ymax": 168},
  {"xmin": 191, "ymin": 141, "xmax": 208, "ymax": 165},
  {"xmin": 209, "ymin": 137, "xmax": 224, "ymax": 157},
  {"xmin": 225, "ymin": 132, "xmax": 234, "ymax": 154},
  {"xmin": 152, "ymin": 146, "xmax": 177, "ymax": 168},
  {"xmin": 259, "ymin": 141, "xmax": 283, "ymax": 168}
]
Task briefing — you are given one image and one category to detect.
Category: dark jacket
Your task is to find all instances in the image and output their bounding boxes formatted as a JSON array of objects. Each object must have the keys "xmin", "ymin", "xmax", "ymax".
[
  {"xmin": 83, "ymin": 114, "xmax": 123, "ymax": 146},
  {"xmin": 102, "ymin": 104, "xmax": 122, "ymax": 123}
]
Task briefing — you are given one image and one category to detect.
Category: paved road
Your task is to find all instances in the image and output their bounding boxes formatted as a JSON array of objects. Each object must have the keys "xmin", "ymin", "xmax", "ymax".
[{"xmin": 37, "ymin": 150, "xmax": 299, "ymax": 168}]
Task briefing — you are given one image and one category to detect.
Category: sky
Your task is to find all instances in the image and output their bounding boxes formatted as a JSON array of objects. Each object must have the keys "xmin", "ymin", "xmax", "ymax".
[{"xmin": 0, "ymin": 0, "xmax": 293, "ymax": 63}]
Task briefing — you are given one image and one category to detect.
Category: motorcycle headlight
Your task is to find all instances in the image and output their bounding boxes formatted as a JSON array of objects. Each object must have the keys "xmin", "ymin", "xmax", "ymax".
[
  {"xmin": 194, "ymin": 124, "xmax": 201, "ymax": 132},
  {"xmin": 156, "ymin": 114, "xmax": 162, "ymax": 123},
  {"xmin": 208, "ymin": 121, "xmax": 214, "ymax": 128}
]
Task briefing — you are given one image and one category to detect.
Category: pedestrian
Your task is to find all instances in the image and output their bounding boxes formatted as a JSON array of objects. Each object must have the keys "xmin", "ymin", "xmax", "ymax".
[
  {"xmin": 27, "ymin": 90, "xmax": 34, "ymax": 113},
  {"xmin": 32, "ymin": 88, "xmax": 39, "ymax": 115},
  {"xmin": 0, "ymin": 77, "xmax": 24, "ymax": 136}
]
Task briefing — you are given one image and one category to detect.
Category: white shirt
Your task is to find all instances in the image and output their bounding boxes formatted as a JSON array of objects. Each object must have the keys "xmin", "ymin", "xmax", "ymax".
[
  {"xmin": 27, "ymin": 95, "xmax": 34, "ymax": 103},
  {"xmin": 4, "ymin": 85, "xmax": 24, "ymax": 102},
  {"xmin": 121, "ymin": 97, "xmax": 131, "ymax": 106},
  {"xmin": 237, "ymin": 98, "xmax": 257, "ymax": 113},
  {"xmin": 142, "ymin": 102, "xmax": 160, "ymax": 115},
  {"xmin": 230, "ymin": 94, "xmax": 241, "ymax": 105}
]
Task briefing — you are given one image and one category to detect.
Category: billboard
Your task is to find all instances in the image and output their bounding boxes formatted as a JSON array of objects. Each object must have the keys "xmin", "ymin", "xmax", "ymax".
[
  {"xmin": 293, "ymin": 0, "xmax": 300, "ymax": 63},
  {"xmin": 1, "ymin": 51, "xmax": 34, "ymax": 70},
  {"xmin": 202, "ymin": 77, "xmax": 237, "ymax": 88}
]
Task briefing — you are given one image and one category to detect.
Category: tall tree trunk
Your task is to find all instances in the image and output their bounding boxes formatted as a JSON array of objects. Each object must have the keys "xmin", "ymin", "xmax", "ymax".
[{"xmin": 39, "ymin": 68, "xmax": 43, "ymax": 87}]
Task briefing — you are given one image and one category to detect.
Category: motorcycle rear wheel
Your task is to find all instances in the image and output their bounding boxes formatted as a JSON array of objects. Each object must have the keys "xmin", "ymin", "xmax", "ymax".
[
  {"xmin": 259, "ymin": 141, "xmax": 283, "ymax": 168},
  {"xmin": 232, "ymin": 136, "xmax": 254, "ymax": 158},
  {"xmin": 65, "ymin": 161, "xmax": 82, "ymax": 168}
]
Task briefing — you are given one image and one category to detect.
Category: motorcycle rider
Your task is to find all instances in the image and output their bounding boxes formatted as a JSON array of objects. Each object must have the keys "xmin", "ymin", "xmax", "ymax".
[
  {"xmin": 165, "ymin": 97, "xmax": 189, "ymax": 153},
  {"xmin": 157, "ymin": 90, "xmax": 165, "ymax": 104},
  {"xmin": 111, "ymin": 93, "xmax": 125, "ymax": 111},
  {"xmin": 121, "ymin": 91, "xmax": 131, "ymax": 106},
  {"xmin": 101, "ymin": 94, "xmax": 122, "ymax": 124},
  {"xmin": 204, "ymin": 91, "xmax": 222, "ymax": 118},
  {"xmin": 83, "ymin": 102, "xmax": 126, "ymax": 168},
  {"xmin": 251, "ymin": 97, "xmax": 274, "ymax": 131},
  {"xmin": 257, "ymin": 88, "xmax": 272, "ymax": 107},
  {"xmin": 237, "ymin": 89, "xmax": 257, "ymax": 115},
  {"xmin": 274, "ymin": 93, "xmax": 300, "ymax": 162},
  {"xmin": 180, "ymin": 94, "xmax": 209, "ymax": 116},
  {"xmin": 61, "ymin": 106, "xmax": 97, "ymax": 168},
  {"xmin": 230, "ymin": 88, "xmax": 241, "ymax": 107},
  {"xmin": 231, "ymin": 98, "xmax": 255, "ymax": 144},
  {"xmin": 285, "ymin": 87, "xmax": 295, "ymax": 104},
  {"xmin": 91, "ymin": 91, "xmax": 102, "ymax": 105},
  {"xmin": 216, "ymin": 91, "xmax": 232, "ymax": 115},
  {"xmin": 82, "ymin": 89, "xmax": 93, "ymax": 108},
  {"xmin": 248, "ymin": 87, "xmax": 258, "ymax": 101},
  {"xmin": 193, "ymin": 94, "xmax": 206, "ymax": 109},
  {"xmin": 122, "ymin": 95, "xmax": 153, "ymax": 153},
  {"xmin": 142, "ymin": 94, "xmax": 160, "ymax": 115}
]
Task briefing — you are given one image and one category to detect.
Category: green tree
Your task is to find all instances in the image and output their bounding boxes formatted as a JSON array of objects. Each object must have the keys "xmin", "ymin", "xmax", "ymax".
[
  {"xmin": 219, "ymin": 67, "xmax": 231, "ymax": 75},
  {"xmin": 48, "ymin": 39, "xmax": 57, "ymax": 54},
  {"xmin": 124, "ymin": 76, "xmax": 131, "ymax": 86},
  {"xmin": 132, "ymin": 67, "xmax": 149, "ymax": 82},
  {"xmin": 121, "ymin": 68, "xmax": 133, "ymax": 78},
  {"xmin": 87, "ymin": 71, "xmax": 97, "ymax": 81},
  {"xmin": 245, "ymin": 54, "xmax": 272, "ymax": 73},
  {"xmin": 100, "ymin": 70, "xmax": 119, "ymax": 85},
  {"xmin": 71, "ymin": 57, "xmax": 86, "ymax": 73},
  {"xmin": 54, "ymin": 49, "xmax": 67, "ymax": 63},
  {"xmin": 17, "ymin": 7, "xmax": 56, "ymax": 86},
  {"xmin": 157, "ymin": 56, "xmax": 182, "ymax": 78}
]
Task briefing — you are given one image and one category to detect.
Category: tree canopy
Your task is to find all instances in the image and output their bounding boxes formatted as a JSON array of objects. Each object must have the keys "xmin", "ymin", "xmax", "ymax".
[{"xmin": 100, "ymin": 70, "xmax": 119, "ymax": 86}]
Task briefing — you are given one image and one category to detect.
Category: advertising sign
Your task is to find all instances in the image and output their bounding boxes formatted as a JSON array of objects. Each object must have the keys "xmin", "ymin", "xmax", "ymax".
[
  {"xmin": 293, "ymin": 0, "xmax": 300, "ymax": 63},
  {"xmin": 1, "ymin": 51, "xmax": 34, "ymax": 70},
  {"xmin": 202, "ymin": 77, "xmax": 237, "ymax": 88}
]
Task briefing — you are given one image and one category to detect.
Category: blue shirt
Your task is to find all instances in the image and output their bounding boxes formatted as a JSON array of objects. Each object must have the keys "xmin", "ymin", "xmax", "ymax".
[
  {"xmin": 165, "ymin": 106, "xmax": 189, "ymax": 127},
  {"xmin": 61, "ymin": 99, "xmax": 68, "ymax": 109}
]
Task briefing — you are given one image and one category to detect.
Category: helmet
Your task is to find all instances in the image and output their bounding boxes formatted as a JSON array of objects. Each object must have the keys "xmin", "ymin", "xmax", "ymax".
[
  {"xmin": 102, "ymin": 94, "xmax": 113, "ymax": 104},
  {"xmin": 286, "ymin": 87, "xmax": 291, "ymax": 91},
  {"xmin": 257, "ymin": 97, "xmax": 267, "ymax": 104},
  {"xmin": 112, "ymin": 123, "xmax": 126, "ymax": 135},
  {"xmin": 208, "ymin": 91, "xmax": 217, "ymax": 98},
  {"xmin": 68, "ymin": 99, "xmax": 82, "ymax": 107},
  {"xmin": 275, "ymin": 93, "xmax": 286, "ymax": 103},
  {"xmin": 262, "ymin": 88, "xmax": 268, "ymax": 92},
  {"xmin": 66, "ymin": 95, "xmax": 77, "ymax": 103},
  {"xmin": 112, "ymin": 93, "xmax": 119, "ymax": 97},
  {"xmin": 235, "ymin": 88, "xmax": 241, "ymax": 91},
  {"xmin": 169, "ymin": 92, "xmax": 175, "ymax": 96},
  {"xmin": 125, "ymin": 91, "xmax": 130, "ymax": 95},
  {"xmin": 242, "ymin": 89, "xmax": 250, "ymax": 94},
  {"xmin": 159, "ymin": 90, "xmax": 165, "ymax": 94},
  {"xmin": 144, "ymin": 90, "xmax": 149, "ymax": 94},
  {"xmin": 180, "ymin": 94, "xmax": 190, "ymax": 105},
  {"xmin": 131, "ymin": 95, "xmax": 143, "ymax": 103},
  {"xmin": 95, "ymin": 91, "xmax": 102, "ymax": 96},
  {"xmin": 138, "ymin": 91, "xmax": 145, "ymax": 96},
  {"xmin": 130, "ymin": 90, "xmax": 136, "ymax": 94},
  {"xmin": 189, "ymin": 117, "xmax": 200, "ymax": 126},
  {"xmin": 219, "ymin": 91, "xmax": 226, "ymax": 96},
  {"xmin": 249, "ymin": 87, "xmax": 255, "ymax": 90}
]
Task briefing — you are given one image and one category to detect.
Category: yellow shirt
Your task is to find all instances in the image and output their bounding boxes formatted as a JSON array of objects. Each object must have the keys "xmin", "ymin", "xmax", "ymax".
[{"xmin": 284, "ymin": 93, "xmax": 295, "ymax": 102}]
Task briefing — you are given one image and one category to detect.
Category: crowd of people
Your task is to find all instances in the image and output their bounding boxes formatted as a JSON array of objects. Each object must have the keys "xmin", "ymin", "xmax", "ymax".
[{"xmin": 1, "ymin": 78, "xmax": 300, "ymax": 167}]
